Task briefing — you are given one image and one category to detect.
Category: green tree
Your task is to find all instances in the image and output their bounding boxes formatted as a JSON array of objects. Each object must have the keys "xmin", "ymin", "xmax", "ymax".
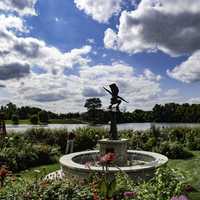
[
  {"xmin": 84, "ymin": 98, "xmax": 102, "ymax": 111},
  {"xmin": 6, "ymin": 102, "xmax": 17, "ymax": 119},
  {"xmin": 30, "ymin": 114, "xmax": 38, "ymax": 125},
  {"xmin": 84, "ymin": 98, "xmax": 102, "ymax": 124},
  {"xmin": 11, "ymin": 114, "xmax": 19, "ymax": 125},
  {"xmin": 38, "ymin": 111, "xmax": 49, "ymax": 124}
]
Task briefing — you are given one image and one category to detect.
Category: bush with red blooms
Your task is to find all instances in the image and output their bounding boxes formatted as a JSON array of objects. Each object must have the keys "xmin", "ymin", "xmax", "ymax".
[{"xmin": 100, "ymin": 153, "xmax": 116, "ymax": 165}]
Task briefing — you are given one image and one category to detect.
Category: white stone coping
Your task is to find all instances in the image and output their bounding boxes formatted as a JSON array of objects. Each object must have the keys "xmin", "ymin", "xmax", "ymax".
[
  {"xmin": 98, "ymin": 138, "xmax": 128, "ymax": 143},
  {"xmin": 59, "ymin": 150, "xmax": 168, "ymax": 173}
]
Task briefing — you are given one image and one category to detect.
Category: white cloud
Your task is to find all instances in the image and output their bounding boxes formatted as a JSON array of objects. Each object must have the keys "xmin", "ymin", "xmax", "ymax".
[
  {"xmin": 164, "ymin": 89, "xmax": 179, "ymax": 97},
  {"xmin": 0, "ymin": 62, "xmax": 162, "ymax": 112},
  {"xmin": 143, "ymin": 68, "xmax": 161, "ymax": 81},
  {"xmin": 0, "ymin": 10, "xmax": 93, "ymax": 112},
  {"xmin": 0, "ymin": 15, "xmax": 27, "ymax": 32},
  {"xmin": 167, "ymin": 50, "xmax": 200, "ymax": 83},
  {"xmin": 0, "ymin": 15, "xmax": 92, "ymax": 76},
  {"xmin": 74, "ymin": 0, "xmax": 122, "ymax": 23},
  {"xmin": 79, "ymin": 63, "xmax": 161, "ymax": 107},
  {"xmin": 0, "ymin": 0, "xmax": 38, "ymax": 16},
  {"xmin": 87, "ymin": 38, "xmax": 95, "ymax": 44},
  {"xmin": 104, "ymin": 0, "xmax": 200, "ymax": 56},
  {"xmin": 188, "ymin": 97, "xmax": 200, "ymax": 104}
]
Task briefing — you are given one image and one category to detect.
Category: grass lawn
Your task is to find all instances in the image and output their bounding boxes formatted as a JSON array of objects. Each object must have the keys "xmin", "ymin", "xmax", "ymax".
[
  {"xmin": 168, "ymin": 151, "xmax": 200, "ymax": 200},
  {"xmin": 5, "ymin": 119, "xmax": 31, "ymax": 125},
  {"xmin": 5, "ymin": 118, "xmax": 87, "ymax": 125},
  {"xmin": 16, "ymin": 163, "xmax": 60, "ymax": 183}
]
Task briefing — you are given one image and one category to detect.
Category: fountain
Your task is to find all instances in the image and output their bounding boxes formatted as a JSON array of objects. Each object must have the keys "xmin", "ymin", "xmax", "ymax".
[{"xmin": 60, "ymin": 84, "xmax": 168, "ymax": 181}]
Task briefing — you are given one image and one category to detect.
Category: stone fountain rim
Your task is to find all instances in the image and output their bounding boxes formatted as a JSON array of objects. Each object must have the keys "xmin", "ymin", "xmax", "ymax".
[
  {"xmin": 98, "ymin": 138, "xmax": 128, "ymax": 143},
  {"xmin": 60, "ymin": 150, "xmax": 168, "ymax": 173}
]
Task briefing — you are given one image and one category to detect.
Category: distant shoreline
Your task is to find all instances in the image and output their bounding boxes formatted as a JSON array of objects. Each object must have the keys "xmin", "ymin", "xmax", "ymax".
[{"xmin": 5, "ymin": 118, "xmax": 88, "ymax": 125}]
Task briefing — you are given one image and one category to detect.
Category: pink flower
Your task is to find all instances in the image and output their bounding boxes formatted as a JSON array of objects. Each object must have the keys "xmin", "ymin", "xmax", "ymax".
[
  {"xmin": 185, "ymin": 184, "xmax": 194, "ymax": 193},
  {"xmin": 85, "ymin": 162, "xmax": 91, "ymax": 169},
  {"xmin": 171, "ymin": 195, "xmax": 189, "ymax": 200},
  {"xmin": 100, "ymin": 153, "xmax": 116, "ymax": 164},
  {"xmin": 123, "ymin": 191, "xmax": 137, "ymax": 198}
]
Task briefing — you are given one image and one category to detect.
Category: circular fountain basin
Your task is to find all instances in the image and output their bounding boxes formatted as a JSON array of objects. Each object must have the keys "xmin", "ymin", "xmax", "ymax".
[{"xmin": 60, "ymin": 150, "xmax": 168, "ymax": 181}]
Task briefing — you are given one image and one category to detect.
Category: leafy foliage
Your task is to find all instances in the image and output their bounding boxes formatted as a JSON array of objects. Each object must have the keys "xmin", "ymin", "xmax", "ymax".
[
  {"xmin": 38, "ymin": 111, "xmax": 49, "ymax": 124},
  {"xmin": 11, "ymin": 114, "xmax": 19, "ymax": 125},
  {"xmin": 30, "ymin": 114, "xmax": 38, "ymax": 125},
  {"xmin": 0, "ymin": 166, "xmax": 189, "ymax": 200},
  {"xmin": 0, "ymin": 135, "xmax": 59, "ymax": 172}
]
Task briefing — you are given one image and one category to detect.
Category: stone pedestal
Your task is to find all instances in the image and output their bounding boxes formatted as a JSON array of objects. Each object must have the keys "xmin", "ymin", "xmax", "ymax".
[{"xmin": 98, "ymin": 138, "xmax": 128, "ymax": 166}]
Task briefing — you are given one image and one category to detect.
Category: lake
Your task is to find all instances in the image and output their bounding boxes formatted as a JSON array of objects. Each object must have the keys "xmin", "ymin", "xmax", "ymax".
[{"xmin": 6, "ymin": 122, "xmax": 200, "ymax": 133}]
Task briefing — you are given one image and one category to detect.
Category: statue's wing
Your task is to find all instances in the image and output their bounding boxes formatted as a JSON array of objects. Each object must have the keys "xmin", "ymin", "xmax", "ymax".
[
  {"xmin": 103, "ymin": 87, "xmax": 112, "ymax": 95},
  {"xmin": 118, "ymin": 96, "xmax": 128, "ymax": 103},
  {"xmin": 109, "ymin": 83, "xmax": 119, "ymax": 96}
]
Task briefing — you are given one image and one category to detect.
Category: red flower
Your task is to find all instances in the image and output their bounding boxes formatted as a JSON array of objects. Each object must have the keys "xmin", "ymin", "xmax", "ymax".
[
  {"xmin": 0, "ymin": 167, "xmax": 8, "ymax": 178},
  {"xmin": 93, "ymin": 192, "xmax": 100, "ymax": 200},
  {"xmin": 100, "ymin": 153, "xmax": 116, "ymax": 164},
  {"xmin": 124, "ymin": 191, "xmax": 137, "ymax": 198}
]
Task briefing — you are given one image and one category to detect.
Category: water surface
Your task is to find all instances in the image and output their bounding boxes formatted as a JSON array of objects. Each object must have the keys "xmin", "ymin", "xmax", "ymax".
[{"xmin": 6, "ymin": 122, "xmax": 200, "ymax": 133}]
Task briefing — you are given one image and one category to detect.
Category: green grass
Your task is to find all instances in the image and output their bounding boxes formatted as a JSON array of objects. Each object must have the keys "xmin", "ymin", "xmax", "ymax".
[
  {"xmin": 168, "ymin": 151, "xmax": 200, "ymax": 200},
  {"xmin": 5, "ymin": 119, "xmax": 31, "ymax": 125},
  {"xmin": 5, "ymin": 118, "xmax": 87, "ymax": 125},
  {"xmin": 15, "ymin": 163, "xmax": 60, "ymax": 183}
]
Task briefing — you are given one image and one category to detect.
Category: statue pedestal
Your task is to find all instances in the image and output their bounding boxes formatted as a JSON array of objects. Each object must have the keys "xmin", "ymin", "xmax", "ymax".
[{"xmin": 98, "ymin": 138, "xmax": 128, "ymax": 166}]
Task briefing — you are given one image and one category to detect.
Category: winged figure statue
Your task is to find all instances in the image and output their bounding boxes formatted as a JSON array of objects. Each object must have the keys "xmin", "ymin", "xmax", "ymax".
[{"xmin": 103, "ymin": 83, "xmax": 128, "ymax": 111}]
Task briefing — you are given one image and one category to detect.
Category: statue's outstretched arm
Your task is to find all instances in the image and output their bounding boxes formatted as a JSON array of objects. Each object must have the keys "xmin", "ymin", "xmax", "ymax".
[{"xmin": 103, "ymin": 87, "xmax": 113, "ymax": 95}]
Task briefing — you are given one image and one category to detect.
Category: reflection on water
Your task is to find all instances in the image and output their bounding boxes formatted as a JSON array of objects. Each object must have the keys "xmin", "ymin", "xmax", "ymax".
[{"xmin": 6, "ymin": 122, "xmax": 200, "ymax": 133}]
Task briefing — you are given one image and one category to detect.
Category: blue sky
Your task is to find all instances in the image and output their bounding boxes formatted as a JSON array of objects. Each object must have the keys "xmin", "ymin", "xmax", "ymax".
[{"xmin": 0, "ymin": 0, "xmax": 200, "ymax": 113}]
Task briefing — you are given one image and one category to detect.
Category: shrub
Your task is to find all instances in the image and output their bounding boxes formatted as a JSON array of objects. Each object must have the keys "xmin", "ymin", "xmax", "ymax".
[
  {"xmin": 25, "ymin": 127, "xmax": 108, "ymax": 153},
  {"xmin": 25, "ymin": 128, "xmax": 68, "ymax": 153},
  {"xmin": 159, "ymin": 142, "xmax": 193, "ymax": 159},
  {"xmin": 0, "ymin": 135, "xmax": 60, "ymax": 172},
  {"xmin": 186, "ymin": 129, "xmax": 200, "ymax": 150},
  {"xmin": 74, "ymin": 127, "xmax": 107, "ymax": 151},
  {"xmin": 30, "ymin": 114, "xmax": 38, "ymax": 125},
  {"xmin": 135, "ymin": 166, "xmax": 187, "ymax": 200},
  {"xmin": 169, "ymin": 128, "xmax": 186, "ymax": 143},
  {"xmin": 143, "ymin": 137, "xmax": 157, "ymax": 151},
  {"xmin": 125, "ymin": 131, "xmax": 149, "ymax": 150}
]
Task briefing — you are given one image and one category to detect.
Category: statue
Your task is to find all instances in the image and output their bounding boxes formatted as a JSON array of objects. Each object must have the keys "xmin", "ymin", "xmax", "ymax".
[
  {"xmin": 103, "ymin": 83, "xmax": 128, "ymax": 140},
  {"xmin": 103, "ymin": 83, "xmax": 128, "ymax": 111}
]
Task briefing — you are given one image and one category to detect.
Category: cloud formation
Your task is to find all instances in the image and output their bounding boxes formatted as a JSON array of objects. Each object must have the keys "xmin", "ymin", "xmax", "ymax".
[
  {"xmin": 1, "ymin": 62, "xmax": 162, "ymax": 112},
  {"xmin": 0, "ymin": 63, "xmax": 30, "ymax": 80},
  {"xmin": 0, "ymin": 0, "xmax": 38, "ymax": 16},
  {"xmin": 29, "ymin": 93, "xmax": 66, "ymax": 102},
  {"xmin": 0, "ymin": 15, "xmax": 92, "ymax": 77},
  {"xmin": 74, "ymin": 0, "xmax": 122, "ymax": 23},
  {"xmin": 104, "ymin": 0, "xmax": 200, "ymax": 56},
  {"xmin": 167, "ymin": 50, "xmax": 200, "ymax": 83}
]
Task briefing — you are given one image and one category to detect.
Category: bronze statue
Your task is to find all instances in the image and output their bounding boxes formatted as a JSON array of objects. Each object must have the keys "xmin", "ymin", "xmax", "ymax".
[
  {"xmin": 103, "ymin": 83, "xmax": 128, "ymax": 111},
  {"xmin": 104, "ymin": 83, "xmax": 128, "ymax": 140}
]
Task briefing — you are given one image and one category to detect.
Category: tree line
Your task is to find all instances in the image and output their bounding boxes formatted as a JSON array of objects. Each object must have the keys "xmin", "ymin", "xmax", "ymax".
[
  {"xmin": 1, "ymin": 100, "xmax": 200, "ymax": 124},
  {"xmin": 83, "ymin": 99, "xmax": 200, "ymax": 123},
  {"xmin": 0, "ymin": 102, "xmax": 80, "ymax": 124}
]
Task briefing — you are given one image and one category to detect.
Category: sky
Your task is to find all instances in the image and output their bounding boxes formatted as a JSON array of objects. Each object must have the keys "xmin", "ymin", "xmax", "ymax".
[{"xmin": 0, "ymin": 0, "xmax": 200, "ymax": 113}]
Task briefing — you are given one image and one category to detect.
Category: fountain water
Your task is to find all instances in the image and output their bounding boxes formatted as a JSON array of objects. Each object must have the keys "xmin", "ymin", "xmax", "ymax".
[{"xmin": 60, "ymin": 84, "xmax": 168, "ymax": 181}]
